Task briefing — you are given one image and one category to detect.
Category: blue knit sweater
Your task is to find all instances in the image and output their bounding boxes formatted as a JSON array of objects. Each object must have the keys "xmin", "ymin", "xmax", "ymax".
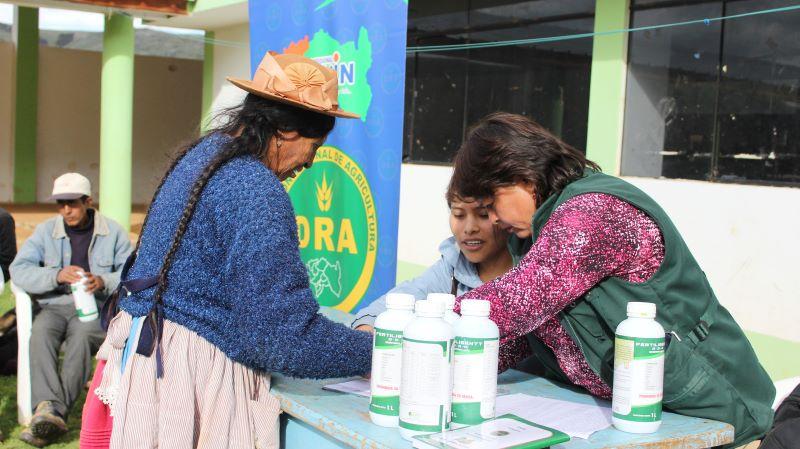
[{"xmin": 120, "ymin": 133, "xmax": 372, "ymax": 378}]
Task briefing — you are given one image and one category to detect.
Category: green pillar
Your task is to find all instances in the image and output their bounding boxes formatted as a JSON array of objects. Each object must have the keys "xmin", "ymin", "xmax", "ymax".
[
  {"xmin": 99, "ymin": 13, "xmax": 134, "ymax": 230},
  {"xmin": 201, "ymin": 31, "xmax": 215, "ymax": 133},
  {"xmin": 585, "ymin": 0, "xmax": 630, "ymax": 175},
  {"xmin": 12, "ymin": 7, "xmax": 39, "ymax": 203}
]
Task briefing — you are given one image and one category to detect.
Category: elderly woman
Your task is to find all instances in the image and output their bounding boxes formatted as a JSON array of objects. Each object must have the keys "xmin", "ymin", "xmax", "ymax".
[
  {"xmin": 451, "ymin": 112, "xmax": 774, "ymax": 448},
  {"xmin": 89, "ymin": 53, "xmax": 372, "ymax": 449}
]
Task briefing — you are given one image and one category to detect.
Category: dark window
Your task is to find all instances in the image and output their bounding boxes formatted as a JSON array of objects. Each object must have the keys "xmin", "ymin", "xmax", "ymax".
[
  {"xmin": 404, "ymin": 0, "xmax": 595, "ymax": 164},
  {"xmin": 623, "ymin": 0, "xmax": 800, "ymax": 185},
  {"xmin": 717, "ymin": 0, "xmax": 800, "ymax": 184},
  {"xmin": 622, "ymin": 2, "xmax": 722, "ymax": 180}
]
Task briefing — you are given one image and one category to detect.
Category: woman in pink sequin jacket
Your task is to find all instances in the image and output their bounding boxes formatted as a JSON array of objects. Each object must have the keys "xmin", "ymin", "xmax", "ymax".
[{"xmin": 448, "ymin": 112, "xmax": 774, "ymax": 448}]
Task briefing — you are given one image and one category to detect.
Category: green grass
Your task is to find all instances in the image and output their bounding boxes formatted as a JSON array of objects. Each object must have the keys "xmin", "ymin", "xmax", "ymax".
[
  {"xmin": 0, "ymin": 283, "xmax": 83, "ymax": 448},
  {"xmin": 0, "ymin": 285, "xmax": 12, "ymax": 316}
]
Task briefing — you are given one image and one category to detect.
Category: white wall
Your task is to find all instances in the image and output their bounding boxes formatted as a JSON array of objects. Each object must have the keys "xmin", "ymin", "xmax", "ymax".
[
  {"xmin": 0, "ymin": 46, "xmax": 202, "ymax": 204},
  {"xmin": 35, "ymin": 47, "xmax": 101, "ymax": 203},
  {"xmin": 396, "ymin": 164, "xmax": 800, "ymax": 343},
  {"xmin": 0, "ymin": 22, "xmax": 248, "ymax": 203},
  {"xmin": 207, "ymin": 23, "xmax": 249, "ymax": 124},
  {"xmin": 131, "ymin": 53, "xmax": 203, "ymax": 203},
  {"xmin": 0, "ymin": 42, "xmax": 15, "ymax": 201},
  {"xmin": 397, "ymin": 164, "xmax": 453, "ymax": 266},
  {"xmin": 35, "ymin": 47, "xmax": 202, "ymax": 204},
  {"xmin": 624, "ymin": 177, "xmax": 800, "ymax": 343}
]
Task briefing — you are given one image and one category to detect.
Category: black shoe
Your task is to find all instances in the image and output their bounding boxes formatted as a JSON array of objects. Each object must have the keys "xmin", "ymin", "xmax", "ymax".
[
  {"xmin": 19, "ymin": 428, "xmax": 48, "ymax": 448},
  {"xmin": 29, "ymin": 401, "xmax": 68, "ymax": 442}
]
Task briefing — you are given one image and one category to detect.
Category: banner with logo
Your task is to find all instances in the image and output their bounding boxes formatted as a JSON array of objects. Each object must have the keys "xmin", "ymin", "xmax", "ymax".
[{"xmin": 249, "ymin": 0, "xmax": 408, "ymax": 312}]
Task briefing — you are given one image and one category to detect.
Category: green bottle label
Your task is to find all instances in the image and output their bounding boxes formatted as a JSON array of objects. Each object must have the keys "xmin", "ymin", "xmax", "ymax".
[
  {"xmin": 370, "ymin": 327, "xmax": 404, "ymax": 416},
  {"xmin": 612, "ymin": 335, "xmax": 664, "ymax": 422},
  {"xmin": 452, "ymin": 336, "xmax": 499, "ymax": 425}
]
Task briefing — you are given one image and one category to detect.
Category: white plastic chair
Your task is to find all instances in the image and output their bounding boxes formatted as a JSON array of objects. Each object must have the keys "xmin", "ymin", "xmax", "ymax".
[{"xmin": 10, "ymin": 281, "xmax": 33, "ymax": 425}]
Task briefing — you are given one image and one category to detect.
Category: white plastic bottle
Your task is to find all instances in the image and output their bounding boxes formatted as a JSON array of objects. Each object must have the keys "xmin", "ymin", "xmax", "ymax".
[
  {"xmin": 428, "ymin": 293, "xmax": 459, "ymax": 325},
  {"xmin": 612, "ymin": 302, "xmax": 665, "ymax": 433},
  {"xmin": 451, "ymin": 299, "xmax": 499, "ymax": 428},
  {"xmin": 399, "ymin": 300, "xmax": 454, "ymax": 441},
  {"xmin": 369, "ymin": 293, "xmax": 416, "ymax": 427},
  {"xmin": 71, "ymin": 272, "xmax": 99, "ymax": 323}
]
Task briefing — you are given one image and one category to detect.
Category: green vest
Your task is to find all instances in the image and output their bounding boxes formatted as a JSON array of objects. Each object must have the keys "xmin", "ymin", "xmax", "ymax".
[{"xmin": 511, "ymin": 171, "xmax": 774, "ymax": 447}]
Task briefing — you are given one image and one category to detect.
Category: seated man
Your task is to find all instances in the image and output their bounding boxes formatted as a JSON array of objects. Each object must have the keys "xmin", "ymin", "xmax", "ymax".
[{"xmin": 10, "ymin": 173, "xmax": 132, "ymax": 447}]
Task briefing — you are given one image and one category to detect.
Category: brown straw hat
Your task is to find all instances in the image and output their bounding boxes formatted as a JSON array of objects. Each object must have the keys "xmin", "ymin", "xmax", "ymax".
[{"xmin": 227, "ymin": 52, "xmax": 359, "ymax": 119}]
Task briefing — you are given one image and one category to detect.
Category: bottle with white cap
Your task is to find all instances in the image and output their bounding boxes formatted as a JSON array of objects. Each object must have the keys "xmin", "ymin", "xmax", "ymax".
[
  {"xmin": 612, "ymin": 301, "xmax": 665, "ymax": 434},
  {"xmin": 369, "ymin": 293, "xmax": 416, "ymax": 427},
  {"xmin": 399, "ymin": 299, "xmax": 454, "ymax": 441},
  {"xmin": 451, "ymin": 299, "xmax": 499, "ymax": 427},
  {"xmin": 427, "ymin": 293, "xmax": 459, "ymax": 325},
  {"xmin": 70, "ymin": 272, "xmax": 99, "ymax": 322}
]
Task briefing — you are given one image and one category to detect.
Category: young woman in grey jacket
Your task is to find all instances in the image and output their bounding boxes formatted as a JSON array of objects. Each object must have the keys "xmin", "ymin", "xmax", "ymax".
[{"xmin": 352, "ymin": 189, "xmax": 513, "ymax": 331}]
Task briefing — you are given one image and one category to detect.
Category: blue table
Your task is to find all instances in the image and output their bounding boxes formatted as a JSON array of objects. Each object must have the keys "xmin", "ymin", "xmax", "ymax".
[{"xmin": 271, "ymin": 309, "xmax": 734, "ymax": 449}]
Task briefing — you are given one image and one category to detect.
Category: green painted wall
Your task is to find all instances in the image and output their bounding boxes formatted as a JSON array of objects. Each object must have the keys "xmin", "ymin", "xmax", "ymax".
[
  {"xmin": 99, "ymin": 14, "xmax": 134, "ymax": 230},
  {"xmin": 585, "ymin": 0, "xmax": 630, "ymax": 175},
  {"xmin": 12, "ymin": 7, "xmax": 39, "ymax": 203},
  {"xmin": 745, "ymin": 331, "xmax": 800, "ymax": 381}
]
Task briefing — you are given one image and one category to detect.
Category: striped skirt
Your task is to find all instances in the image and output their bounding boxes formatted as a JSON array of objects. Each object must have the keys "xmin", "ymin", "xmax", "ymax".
[{"xmin": 93, "ymin": 311, "xmax": 280, "ymax": 449}]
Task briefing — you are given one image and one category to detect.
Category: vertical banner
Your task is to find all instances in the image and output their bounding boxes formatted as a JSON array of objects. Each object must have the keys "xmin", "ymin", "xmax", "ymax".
[{"xmin": 249, "ymin": 0, "xmax": 408, "ymax": 312}]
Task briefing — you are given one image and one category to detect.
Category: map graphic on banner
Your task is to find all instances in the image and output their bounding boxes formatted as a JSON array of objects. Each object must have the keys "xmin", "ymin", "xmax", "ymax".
[
  {"xmin": 284, "ymin": 29, "xmax": 373, "ymax": 120},
  {"xmin": 249, "ymin": 0, "xmax": 408, "ymax": 312}
]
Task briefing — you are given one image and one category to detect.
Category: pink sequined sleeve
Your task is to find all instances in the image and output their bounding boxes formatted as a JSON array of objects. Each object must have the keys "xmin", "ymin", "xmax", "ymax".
[{"xmin": 456, "ymin": 193, "xmax": 663, "ymax": 371}]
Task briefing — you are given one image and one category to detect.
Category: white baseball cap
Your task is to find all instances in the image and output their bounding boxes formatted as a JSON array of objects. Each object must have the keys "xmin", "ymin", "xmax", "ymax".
[{"xmin": 51, "ymin": 173, "xmax": 92, "ymax": 201}]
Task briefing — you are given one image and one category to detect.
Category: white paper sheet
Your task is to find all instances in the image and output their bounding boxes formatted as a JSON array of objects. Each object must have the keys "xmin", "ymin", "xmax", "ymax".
[
  {"xmin": 494, "ymin": 393, "xmax": 613, "ymax": 439},
  {"xmin": 322, "ymin": 378, "xmax": 371, "ymax": 397}
]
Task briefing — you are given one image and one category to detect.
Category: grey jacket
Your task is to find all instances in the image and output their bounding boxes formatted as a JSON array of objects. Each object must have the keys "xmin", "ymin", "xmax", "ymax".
[
  {"xmin": 351, "ymin": 237, "xmax": 483, "ymax": 329},
  {"xmin": 10, "ymin": 212, "xmax": 133, "ymax": 305}
]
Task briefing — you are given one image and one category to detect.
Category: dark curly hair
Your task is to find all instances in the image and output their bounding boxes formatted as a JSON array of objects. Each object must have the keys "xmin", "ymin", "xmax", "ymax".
[{"xmin": 449, "ymin": 112, "xmax": 600, "ymax": 206}]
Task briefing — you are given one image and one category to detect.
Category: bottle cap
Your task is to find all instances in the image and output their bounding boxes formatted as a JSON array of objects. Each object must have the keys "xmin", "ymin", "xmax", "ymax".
[
  {"xmin": 385, "ymin": 293, "xmax": 415, "ymax": 310},
  {"xmin": 627, "ymin": 301, "xmax": 657, "ymax": 318},
  {"xmin": 414, "ymin": 300, "xmax": 445, "ymax": 318},
  {"xmin": 427, "ymin": 293, "xmax": 455, "ymax": 311},
  {"xmin": 461, "ymin": 299, "xmax": 490, "ymax": 317}
]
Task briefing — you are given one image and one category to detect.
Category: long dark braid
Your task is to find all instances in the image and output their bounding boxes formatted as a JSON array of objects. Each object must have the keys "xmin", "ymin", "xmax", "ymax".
[
  {"xmin": 102, "ymin": 139, "xmax": 202, "ymax": 327},
  {"xmin": 142, "ymin": 94, "xmax": 335, "ymax": 375}
]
